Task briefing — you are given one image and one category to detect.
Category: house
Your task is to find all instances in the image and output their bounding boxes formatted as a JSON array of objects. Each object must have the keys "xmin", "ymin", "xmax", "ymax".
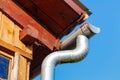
[{"xmin": 0, "ymin": 0, "xmax": 91, "ymax": 79}]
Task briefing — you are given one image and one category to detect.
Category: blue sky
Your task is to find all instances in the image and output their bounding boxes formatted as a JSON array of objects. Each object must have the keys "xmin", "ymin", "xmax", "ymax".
[{"xmin": 34, "ymin": 0, "xmax": 120, "ymax": 80}]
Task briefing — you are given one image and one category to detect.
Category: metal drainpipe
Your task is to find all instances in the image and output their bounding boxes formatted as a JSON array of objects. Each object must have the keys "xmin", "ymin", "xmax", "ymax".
[
  {"xmin": 41, "ymin": 35, "xmax": 88, "ymax": 80},
  {"xmin": 41, "ymin": 23, "xmax": 100, "ymax": 80}
]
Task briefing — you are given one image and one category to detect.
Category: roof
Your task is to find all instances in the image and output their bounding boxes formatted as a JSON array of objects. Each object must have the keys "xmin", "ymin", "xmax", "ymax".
[{"xmin": 14, "ymin": 0, "xmax": 91, "ymax": 38}]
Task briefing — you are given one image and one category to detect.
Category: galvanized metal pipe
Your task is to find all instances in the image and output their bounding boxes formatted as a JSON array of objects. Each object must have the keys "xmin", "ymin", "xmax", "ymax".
[
  {"xmin": 41, "ymin": 35, "xmax": 88, "ymax": 80},
  {"xmin": 41, "ymin": 22, "xmax": 100, "ymax": 80}
]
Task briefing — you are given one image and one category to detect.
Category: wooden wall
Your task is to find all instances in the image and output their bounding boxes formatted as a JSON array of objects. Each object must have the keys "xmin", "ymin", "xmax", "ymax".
[
  {"xmin": 0, "ymin": 11, "xmax": 32, "ymax": 80},
  {"xmin": 0, "ymin": 11, "xmax": 31, "ymax": 55}
]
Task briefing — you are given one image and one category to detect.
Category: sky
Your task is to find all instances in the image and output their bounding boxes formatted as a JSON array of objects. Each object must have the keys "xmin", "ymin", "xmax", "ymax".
[{"xmin": 34, "ymin": 0, "xmax": 120, "ymax": 80}]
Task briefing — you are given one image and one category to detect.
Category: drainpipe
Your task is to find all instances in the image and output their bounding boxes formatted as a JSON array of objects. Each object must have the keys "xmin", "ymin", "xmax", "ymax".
[
  {"xmin": 41, "ymin": 35, "xmax": 88, "ymax": 80},
  {"xmin": 41, "ymin": 23, "xmax": 100, "ymax": 80}
]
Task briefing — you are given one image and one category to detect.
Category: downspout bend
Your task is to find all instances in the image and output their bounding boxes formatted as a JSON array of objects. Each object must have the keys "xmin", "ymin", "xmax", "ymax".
[{"xmin": 41, "ymin": 35, "xmax": 88, "ymax": 80}]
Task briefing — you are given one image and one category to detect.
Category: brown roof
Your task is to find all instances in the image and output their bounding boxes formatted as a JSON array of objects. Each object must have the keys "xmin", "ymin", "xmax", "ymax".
[{"xmin": 14, "ymin": 0, "xmax": 91, "ymax": 38}]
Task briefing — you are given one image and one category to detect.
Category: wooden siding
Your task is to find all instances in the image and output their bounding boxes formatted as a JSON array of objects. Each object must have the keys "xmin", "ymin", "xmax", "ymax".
[
  {"xmin": 0, "ymin": 11, "xmax": 31, "ymax": 79},
  {"xmin": 18, "ymin": 55, "xmax": 27, "ymax": 80},
  {"xmin": 0, "ymin": 11, "xmax": 32, "ymax": 59}
]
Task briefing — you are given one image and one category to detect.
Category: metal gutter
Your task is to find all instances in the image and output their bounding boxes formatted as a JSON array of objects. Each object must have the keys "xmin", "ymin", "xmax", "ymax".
[{"xmin": 61, "ymin": 22, "xmax": 100, "ymax": 49}]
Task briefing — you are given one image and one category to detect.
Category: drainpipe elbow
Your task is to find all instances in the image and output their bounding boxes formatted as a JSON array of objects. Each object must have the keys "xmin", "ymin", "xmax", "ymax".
[{"xmin": 41, "ymin": 35, "xmax": 88, "ymax": 80}]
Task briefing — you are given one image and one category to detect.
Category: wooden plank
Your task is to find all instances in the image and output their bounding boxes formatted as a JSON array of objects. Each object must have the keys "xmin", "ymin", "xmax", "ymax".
[
  {"xmin": 25, "ymin": 46, "xmax": 32, "ymax": 55},
  {"xmin": 13, "ymin": 24, "xmax": 32, "ymax": 55},
  {"xmin": 26, "ymin": 61, "xmax": 30, "ymax": 80},
  {"xmin": 19, "ymin": 25, "xmax": 38, "ymax": 45},
  {"xmin": 36, "ymin": 10, "xmax": 63, "ymax": 35},
  {"xmin": 33, "ymin": 0, "xmax": 79, "ymax": 28},
  {"xmin": 64, "ymin": 0, "xmax": 84, "ymax": 15},
  {"xmin": 8, "ymin": 59, "xmax": 13, "ymax": 80},
  {"xmin": 0, "ymin": 0, "xmax": 58, "ymax": 50},
  {"xmin": 0, "ymin": 14, "xmax": 14, "ymax": 44},
  {"xmin": 0, "ymin": 11, "xmax": 2, "ymax": 28},
  {"xmin": 13, "ymin": 25, "xmax": 26, "ymax": 51},
  {"xmin": 0, "ymin": 11, "xmax": 3, "ymax": 38},
  {"xmin": 71, "ymin": 0, "xmax": 92, "ymax": 15},
  {"xmin": 0, "ymin": 39, "xmax": 32, "ymax": 59},
  {"xmin": 11, "ymin": 52, "xmax": 20, "ymax": 80},
  {"xmin": 18, "ymin": 55, "xmax": 27, "ymax": 80}
]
